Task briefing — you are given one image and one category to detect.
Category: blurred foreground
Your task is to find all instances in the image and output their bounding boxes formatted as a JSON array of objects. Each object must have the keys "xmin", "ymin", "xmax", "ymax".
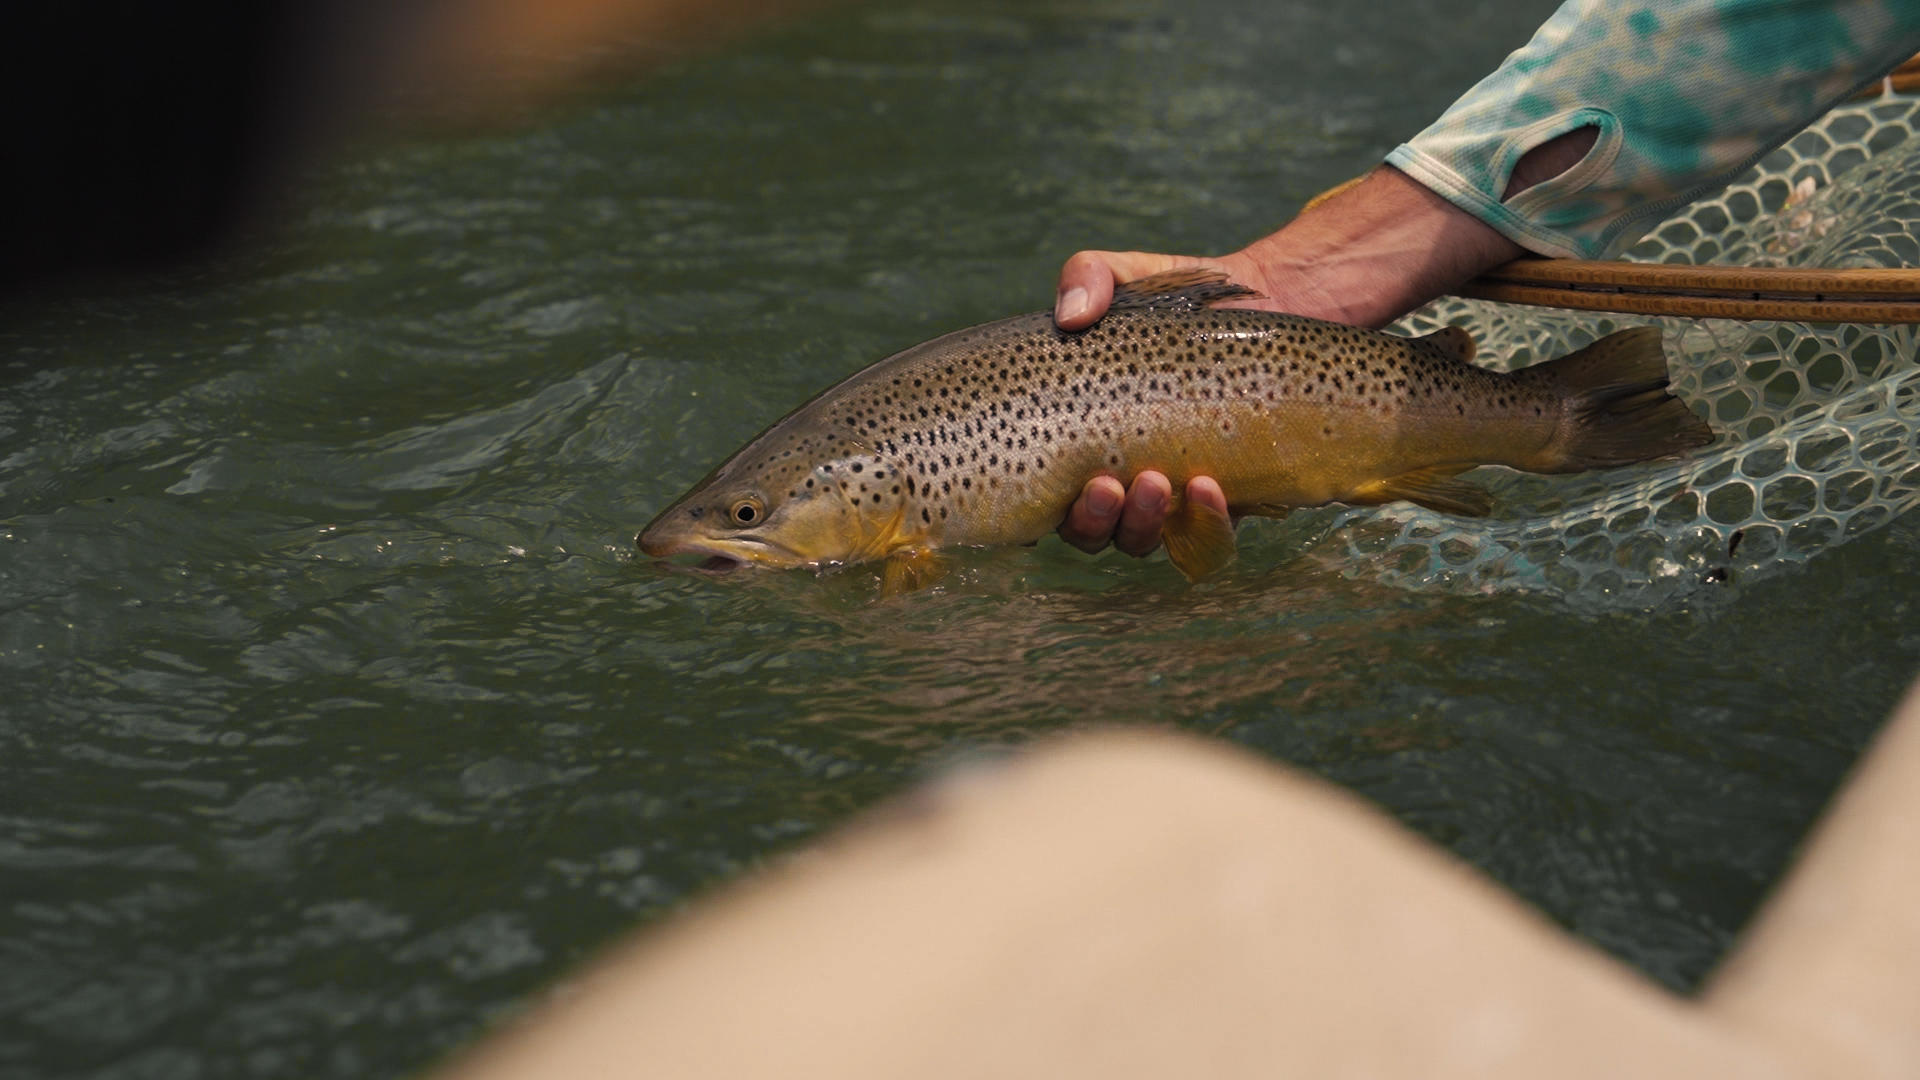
[{"xmin": 445, "ymin": 686, "xmax": 1920, "ymax": 1079}]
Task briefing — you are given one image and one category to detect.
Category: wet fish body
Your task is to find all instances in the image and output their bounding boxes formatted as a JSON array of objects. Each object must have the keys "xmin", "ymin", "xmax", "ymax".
[{"xmin": 640, "ymin": 271, "xmax": 1711, "ymax": 585}]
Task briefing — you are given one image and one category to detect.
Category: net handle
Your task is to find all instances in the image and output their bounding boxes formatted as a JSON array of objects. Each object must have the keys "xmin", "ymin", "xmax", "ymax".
[
  {"xmin": 1859, "ymin": 52, "xmax": 1920, "ymax": 99},
  {"xmin": 1456, "ymin": 260, "xmax": 1920, "ymax": 324}
]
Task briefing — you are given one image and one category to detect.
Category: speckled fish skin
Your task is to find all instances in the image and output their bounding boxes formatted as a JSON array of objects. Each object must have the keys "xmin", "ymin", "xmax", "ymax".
[{"xmin": 639, "ymin": 270, "xmax": 1710, "ymax": 580}]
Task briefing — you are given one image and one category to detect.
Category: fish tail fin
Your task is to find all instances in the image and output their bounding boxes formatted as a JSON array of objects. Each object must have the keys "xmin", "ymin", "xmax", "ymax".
[{"xmin": 1533, "ymin": 327, "xmax": 1714, "ymax": 471}]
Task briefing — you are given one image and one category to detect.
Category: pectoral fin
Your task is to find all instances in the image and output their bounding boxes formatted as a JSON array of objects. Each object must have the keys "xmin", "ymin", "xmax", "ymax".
[
  {"xmin": 880, "ymin": 548, "xmax": 950, "ymax": 598},
  {"xmin": 1343, "ymin": 465, "xmax": 1492, "ymax": 517},
  {"xmin": 1161, "ymin": 500, "xmax": 1238, "ymax": 582}
]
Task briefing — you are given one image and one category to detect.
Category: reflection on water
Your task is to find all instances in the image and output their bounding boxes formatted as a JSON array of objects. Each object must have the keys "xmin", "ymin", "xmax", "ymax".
[
  {"xmin": 751, "ymin": 544, "xmax": 1441, "ymax": 738},
  {"xmin": 3, "ymin": 0, "xmax": 1918, "ymax": 1077}
]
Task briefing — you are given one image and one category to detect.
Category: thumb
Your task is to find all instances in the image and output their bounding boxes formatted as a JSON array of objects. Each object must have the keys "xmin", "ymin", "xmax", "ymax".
[{"xmin": 1054, "ymin": 250, "xmax": 1207, "ymax": 330}]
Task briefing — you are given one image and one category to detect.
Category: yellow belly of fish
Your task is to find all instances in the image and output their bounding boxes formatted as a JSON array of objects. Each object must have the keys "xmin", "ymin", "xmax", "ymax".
[{"xmin": 936, "ymin": 401, "xmax": 1544, "ymax": 550}]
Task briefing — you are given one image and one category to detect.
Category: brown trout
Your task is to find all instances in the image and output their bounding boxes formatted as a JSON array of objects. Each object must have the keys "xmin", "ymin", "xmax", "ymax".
[{"xmin": 639, "ymin": 269, "xmax": 1711, "ymax": 590}]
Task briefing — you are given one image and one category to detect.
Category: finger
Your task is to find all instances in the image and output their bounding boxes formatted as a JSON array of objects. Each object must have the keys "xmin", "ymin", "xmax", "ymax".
[
  {"xmin": 1113, "ymin": 471, "xmax": 1174, "ymax": 558},
  {"xmin": 1185, "ymin": 475, "xmax": 1229, "ymax": 521},
  {"xmin": 1054, "ymin": 251, "xmax": 1197, "ymax": 331},
  {"xmin": 1058, "ymin": 476, "xmax": 1127, "ymax": 553}
]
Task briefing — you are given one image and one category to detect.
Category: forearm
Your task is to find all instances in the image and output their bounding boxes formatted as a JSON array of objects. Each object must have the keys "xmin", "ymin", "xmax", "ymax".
[{"xmin": 1393, "ymin": 0, "xmax": 1920, "ymax": 259}]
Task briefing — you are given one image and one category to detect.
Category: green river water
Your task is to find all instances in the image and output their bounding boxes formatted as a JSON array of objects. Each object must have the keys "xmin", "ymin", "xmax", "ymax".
[{"xmin": 6, "ymin": 1, "xmax": 1920, "ymax": 1076}]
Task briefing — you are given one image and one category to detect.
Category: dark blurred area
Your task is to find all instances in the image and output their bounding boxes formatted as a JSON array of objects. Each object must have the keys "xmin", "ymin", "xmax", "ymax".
[
  {"xmin": 2, "ymin": 4, "xmax": 371, "ymax": 297},
  {"xmin": 0, "ymin": 0, "xmax": 831, "ymax": 303}
]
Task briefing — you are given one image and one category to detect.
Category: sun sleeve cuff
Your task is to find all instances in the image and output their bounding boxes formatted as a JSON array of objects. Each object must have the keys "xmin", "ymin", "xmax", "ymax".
[{"xmin": 1389, "ymin": 0, "xmax": 1920, "ymax": 260}]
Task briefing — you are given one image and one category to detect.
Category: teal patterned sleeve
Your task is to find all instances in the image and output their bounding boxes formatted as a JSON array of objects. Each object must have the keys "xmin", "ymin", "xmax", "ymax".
[{"xmin": 1385, "ymin": 0, "xmax": 1920, "ymax": 259}]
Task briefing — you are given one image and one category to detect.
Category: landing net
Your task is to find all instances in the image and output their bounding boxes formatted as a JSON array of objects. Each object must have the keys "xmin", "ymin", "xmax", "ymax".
[{"xmin": 1324, "ymin": 93, "xmax": 1920, "ymax": 606}]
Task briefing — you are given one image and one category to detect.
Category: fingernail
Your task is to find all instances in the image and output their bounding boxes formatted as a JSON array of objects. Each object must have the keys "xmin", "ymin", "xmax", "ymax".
[
  {"xmin": 1085, "ymin": 483, "xmax": 1119, "ymax": 516},
  {"xmin": 1134, "ymin": 485, "xmax": 1168, "ymax": 512},
  {"xmin": 1057, "ymin": 286, "xmax": 1089, "ymax": 324}
]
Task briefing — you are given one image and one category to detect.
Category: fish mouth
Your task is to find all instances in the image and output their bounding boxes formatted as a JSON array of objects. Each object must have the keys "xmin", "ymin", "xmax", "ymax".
[{"xmin": 635, "ymin": 531, "xmax": 803, "ymax": 571}]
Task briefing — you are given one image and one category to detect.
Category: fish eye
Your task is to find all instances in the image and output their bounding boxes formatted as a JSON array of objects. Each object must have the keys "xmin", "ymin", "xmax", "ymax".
[{"xmin": 729, "ymin": 498, "xmax": 764, "ymax": 527}]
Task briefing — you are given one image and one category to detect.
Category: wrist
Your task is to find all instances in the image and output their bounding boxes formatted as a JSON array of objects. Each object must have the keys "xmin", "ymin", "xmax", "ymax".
[{"xmin": 1235, "ymin": 166, "xmax": 1524, "ymax": 329}]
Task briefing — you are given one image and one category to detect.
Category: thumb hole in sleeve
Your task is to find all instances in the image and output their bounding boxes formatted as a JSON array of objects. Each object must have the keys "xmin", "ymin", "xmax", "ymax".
[{"xmin": 1503, "ymin": 124, "xmax": 1601, "ymax": 201}]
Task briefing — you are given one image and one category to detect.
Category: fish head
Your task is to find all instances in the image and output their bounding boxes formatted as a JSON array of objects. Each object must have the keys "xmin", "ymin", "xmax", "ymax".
[{"xmin": 638, "ymin": 446, "xmax": 901, "ymax": 571}]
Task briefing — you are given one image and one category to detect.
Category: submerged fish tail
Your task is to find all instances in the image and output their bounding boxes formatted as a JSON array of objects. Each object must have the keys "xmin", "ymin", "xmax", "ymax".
[{"xmin": 1528, "ymin": 327, "xmax": 1715, "ymax": 472}]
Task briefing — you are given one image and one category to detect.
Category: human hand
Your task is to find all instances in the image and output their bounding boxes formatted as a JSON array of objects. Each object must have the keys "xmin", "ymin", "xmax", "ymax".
[
  {"xmin": 1053, "ymin": 250, "xmax": 1290, "ymax": 331},
  {"xmin": 1053, "ymin": 165, "xmax": 1528, "ymax": 557},
  {"xmin": 1054, "ymin": 166, "xmax": 1526, "ymax": 333},
  {"xmin": 1057, "ymin": 473, "xmax": 1229, "ymax": 559}
]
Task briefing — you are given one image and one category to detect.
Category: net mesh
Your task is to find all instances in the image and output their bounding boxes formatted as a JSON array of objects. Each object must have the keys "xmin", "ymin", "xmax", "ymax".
[{"xmin": 1312, "ymin": 93, "xmax": 1920, "ymax": 606}]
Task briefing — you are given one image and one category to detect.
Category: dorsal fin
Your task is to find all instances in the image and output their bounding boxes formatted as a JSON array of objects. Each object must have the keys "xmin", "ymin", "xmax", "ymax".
[
  {"xmin": 1416, "ymin": 325, "xmax": 1477, "ymax": 363},
  {"xmin": 1108, "ymin": 269, "xmax": 1267, "ymax": 312}
]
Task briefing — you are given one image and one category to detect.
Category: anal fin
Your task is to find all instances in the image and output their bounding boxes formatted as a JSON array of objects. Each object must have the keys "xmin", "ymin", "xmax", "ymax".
[
  {"xmin": 1161, "ymin": 500, "xmax": 1238, "ymax": 582},
  {"xmin": 880, "ymin": 548, "xmax": 950, "ymax": 598},
  {"xmin": 1343, "ymin": 466, "xmax": 1492, "ymax": 518}
]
